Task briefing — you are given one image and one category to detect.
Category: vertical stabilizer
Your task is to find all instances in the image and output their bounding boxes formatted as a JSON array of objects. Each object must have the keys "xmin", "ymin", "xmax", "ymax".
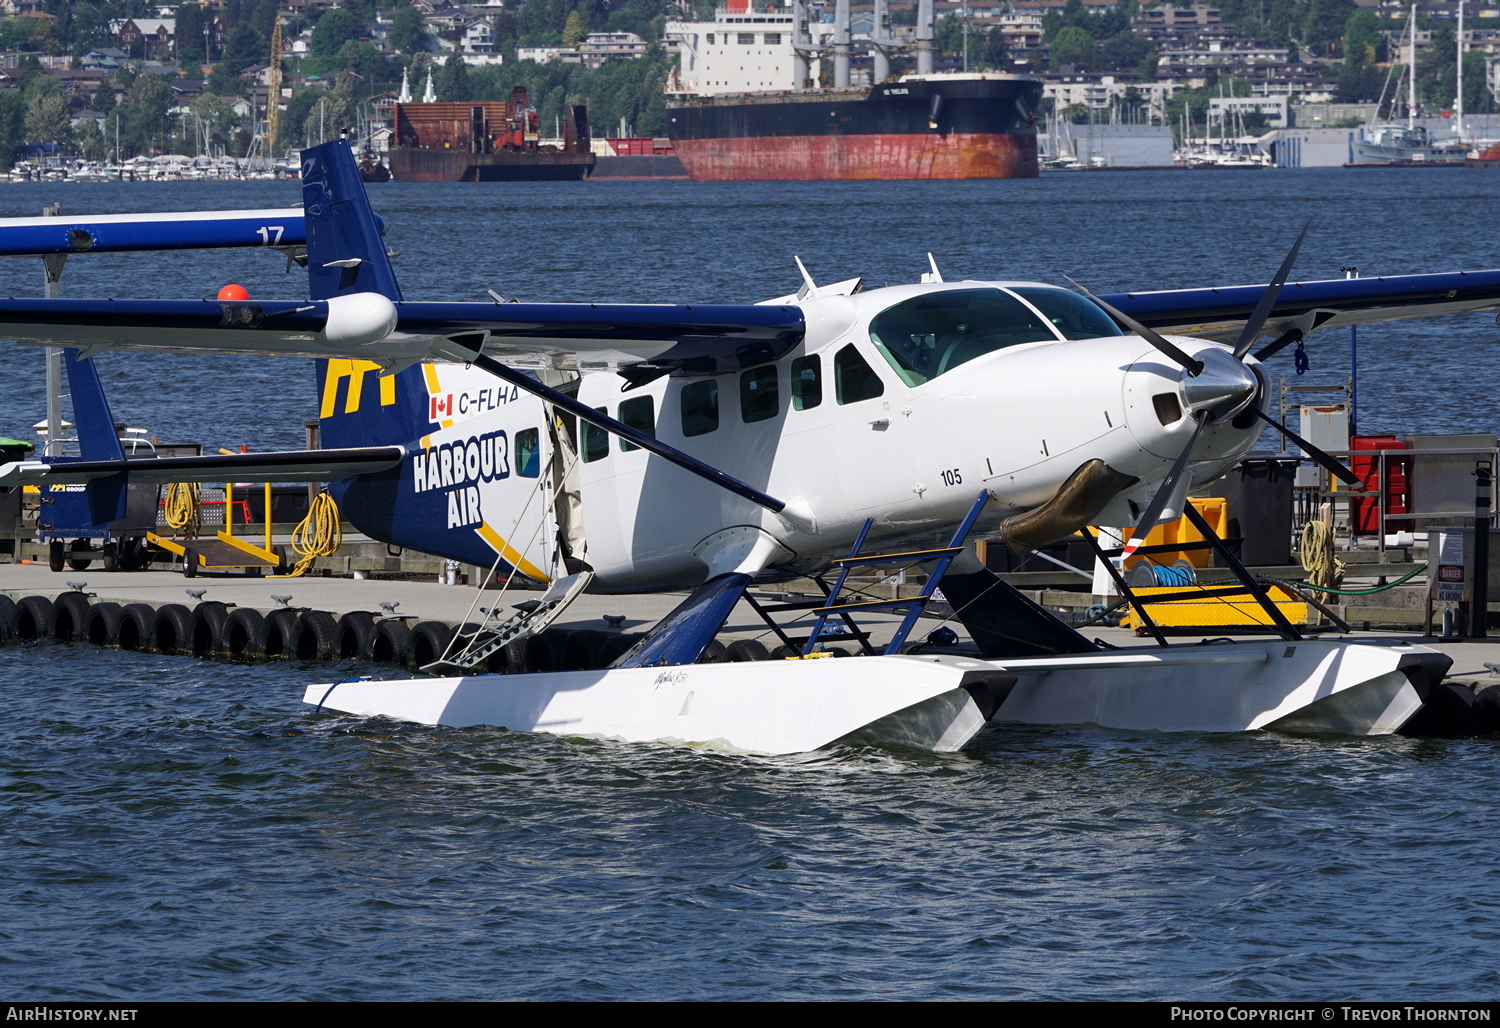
[
  {"xmin": 300, "ymin": 139, "xmax": 403, "ymax": 302},
  {"xmin": 62, "ymin": 348, "xmax": 128, "ymax": 523}
]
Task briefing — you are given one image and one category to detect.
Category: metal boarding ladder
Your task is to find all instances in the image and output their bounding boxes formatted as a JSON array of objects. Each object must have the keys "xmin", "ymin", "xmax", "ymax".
[
  {"xmin": 800, "ymin": 491, "xmax": 990, "ymax": 657},
  {"xmin": 421, "ymin": 570, "xmax": 593, "ymax": 676}
]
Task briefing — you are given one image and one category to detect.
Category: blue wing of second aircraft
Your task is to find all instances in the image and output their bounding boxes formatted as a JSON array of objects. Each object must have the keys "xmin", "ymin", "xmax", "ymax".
[
  {"xmin": 0, "ymin": 208, "xmax": 384, "ymax": 257},
  {"xmin": 1102, "ymin": 269, "xmax": 1500, "ymax": 343}
]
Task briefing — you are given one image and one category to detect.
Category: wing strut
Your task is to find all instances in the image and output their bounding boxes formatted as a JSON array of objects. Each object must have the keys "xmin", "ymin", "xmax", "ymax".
[{"xmin": 461, "ymin": 351, "xmax": 787, "ymax": 515}]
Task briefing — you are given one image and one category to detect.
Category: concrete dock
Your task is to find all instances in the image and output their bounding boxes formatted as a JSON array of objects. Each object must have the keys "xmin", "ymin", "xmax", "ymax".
[{"xmin": 4, "ymin": 560, "xmax": 1500, "ymax": 681}]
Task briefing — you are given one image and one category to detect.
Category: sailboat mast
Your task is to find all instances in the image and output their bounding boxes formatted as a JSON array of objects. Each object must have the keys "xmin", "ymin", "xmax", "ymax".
[
  {"xmin": 1457, "ymin": 1, "xmax": 1465, "ymax": 137},
  {"xmin": 1408, "ymin": 3, "xmax": 1417, "ymax": 130}
]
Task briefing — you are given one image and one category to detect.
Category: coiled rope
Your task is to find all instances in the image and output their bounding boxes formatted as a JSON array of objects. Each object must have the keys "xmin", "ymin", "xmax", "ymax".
[
  {"xmin": 1300, "ymin": 519, "xmax": 1346, "ymax": 591},
  {"xmin": 163, "ymin": 482, "xmax": 201, "ymax": 537},
  {"xmin": 284, "ymin": 490, "xmax": 342, "ymax": 578}
]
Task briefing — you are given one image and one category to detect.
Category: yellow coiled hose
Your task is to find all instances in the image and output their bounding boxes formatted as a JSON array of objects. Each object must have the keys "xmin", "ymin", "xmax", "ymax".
[
  {"xmin": 285, "ymin": 491, "xmax": 342, "ymax": 578},
  {"xmin": 163, "ymin": 482, "xmax": 201, "ymax": 536}
]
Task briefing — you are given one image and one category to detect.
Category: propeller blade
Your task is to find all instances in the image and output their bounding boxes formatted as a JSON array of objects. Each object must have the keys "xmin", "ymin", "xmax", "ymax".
[
  {"xmin": 1063, "ymin": 276, "xmax": 1204, "ymax": 377},
  {"xmin": 1120, "ymin": 412, "xmax": 1210, "ymax": 559},
  {"xmin": 1248, "ymin": 406, "xmax": 1362, "ymax": 488},
  {"xmin": 1232, "ymin": 219, "xmax": 1312, "ymax": 361}
]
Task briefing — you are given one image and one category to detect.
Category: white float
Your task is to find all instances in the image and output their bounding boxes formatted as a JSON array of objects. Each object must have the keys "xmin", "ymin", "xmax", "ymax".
[{"xmin": 304, "ymin": 637, "xmax": 1450, "ymax": 754}]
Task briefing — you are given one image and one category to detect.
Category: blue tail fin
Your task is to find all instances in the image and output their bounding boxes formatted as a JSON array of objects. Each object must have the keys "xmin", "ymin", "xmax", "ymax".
[
  {"xmin": 62, "ymin": 348, "xmax": 129, "ymax": 524},
  {"xmin": 300, "ymin": 139, "xmax": 403, "ymax": 302}
]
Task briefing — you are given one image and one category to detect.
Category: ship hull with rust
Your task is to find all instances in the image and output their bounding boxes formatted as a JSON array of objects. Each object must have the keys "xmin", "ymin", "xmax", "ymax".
[{"xmin": 666, "ymin": 75, "xmax": 1041, "ymax": 181}]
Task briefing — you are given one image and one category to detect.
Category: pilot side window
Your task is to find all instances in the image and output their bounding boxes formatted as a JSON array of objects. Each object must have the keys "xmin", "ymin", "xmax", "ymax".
[
  {"xmin": 515, "ymin": 428, "xmax": 540, "ymax": 478},
  {"xmin": 791, "ymin": 355, "xmax": 821, "ymax": 410},
  {"xmin": 835, "ymin": 344, "xmax": 884, "ymax": 404},
  {"xmin": 680, "ymin": 380, "xmax": 719, "ymax": 437},
  {"xmin": 618, "ymin": 395, "xmax": 655, "ymax": 452},
  {"xmin": 582, "ymin": 407, "xmax": 610, "ymax": 463},
  {"xmin": 740, "ymin": 365, "xmax": 778, "ymax": 422}
]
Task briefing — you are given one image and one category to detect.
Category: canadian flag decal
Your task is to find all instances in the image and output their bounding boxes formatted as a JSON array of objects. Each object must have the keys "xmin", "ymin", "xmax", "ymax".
[{"xmin": 430, "ymin": 394, "xmax": 453, "ymax": 420}]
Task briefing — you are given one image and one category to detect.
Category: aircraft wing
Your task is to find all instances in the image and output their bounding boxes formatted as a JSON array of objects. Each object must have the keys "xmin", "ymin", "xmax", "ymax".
[
  {"xmin": 0, "ymin": 446, "xmax": 405, "ymax": 487},
  {"xmin": 0, "ymin": 209, "xmax": 384, "ymax": 257},
  {"xmin": 1102, "ymin": 269, "xmax": 1500, "ymax": 344},
  {"xmin": 0, "ymin": 295, "xmax": 808, "ymax": 371}
]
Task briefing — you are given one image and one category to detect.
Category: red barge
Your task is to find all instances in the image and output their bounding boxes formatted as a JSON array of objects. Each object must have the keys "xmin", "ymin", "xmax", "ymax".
[{"xmin": 387, "ymin": 88, "xmax": 595, "ymax": 182}]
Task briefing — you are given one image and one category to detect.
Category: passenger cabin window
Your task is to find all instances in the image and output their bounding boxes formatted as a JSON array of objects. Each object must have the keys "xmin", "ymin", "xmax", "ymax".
[
  {"xmin": 618, "ymin": 395, "xmax": 655, "ymax": 452},
  {"xmin": 835, "ymin": 344, "xmax": 884, "ymax": 404},
  {"xmin": 737, "ymin": 32, "xmax": 755, "ymax": 43},
  {"xmin": 791, "ymin": 355, "xmax": 821, "ymax": 410},
  {"xmin": 680, "ymin": 380, "xmax": 719, "ymax": 437},
  {"xmin": 740, "ymin": 365, "xmax": 779, "ymax": 422},
  {"xmin": 582, "ymin": 407, "xmax": 609, "ymax": 463},
  {"xmin": 515, "ymin": 428, "xmax": 540, "ymax": 478},
  {"xmin": 867, "ymin": 287, "xmax": 1113, "ymax": 386}
]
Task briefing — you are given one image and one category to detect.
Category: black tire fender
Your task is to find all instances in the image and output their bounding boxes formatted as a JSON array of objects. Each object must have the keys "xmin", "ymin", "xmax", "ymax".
[
  {"xmin": 0, "ymin": 594, "xmax": 17, "ymax": 643},
  {"xmin": 372, "ymin": 618, "xmax": 413, "ymax": 665},
  {"xmin": 49, "ymin": 591, "xmax": 93, "ymax": 642},
  {"xmin": 118, "ymin": 603, "xmax": 155, "ymax": 651},
  {"xmin": 85, "ymin": 601, "xmax": 126, "ymax": 646},
  {"xmin": 186, "ymin": 602, "xmax": 230, "ymax": 658},
  {"xmin": 293, "ymin": 611, "xmax": 339, "ymax": 661},
  {"xmin": 262, "ymin": 608, "xmax": 301, "ymax": 659},
  {"xmin": 523, "ymin": 628, "xmax": 569, "ymax": 673},
  {"xmin": 409, "ymin": 621, "xmax": 455, "ymax": 669},
  {"xmin": 151, "ymin": 603, "xmax": 193, "ymax": 654},
  {"xmin": 725, "ymin": 638, "xmax": 770, "ymax": 662},
  {"xmin": 336, "ymin": 611, "xmax": 378, "ymax": 660},
  {"xmin": 15, "ymin": 595, "xmax": 53, "ymax": 639},
  {"xmin": 561, "ymin": 628, "xmax": 608, "ymax": 670},
  {"xmin": 222, "ymin": 608, "xmax": 268, "ymax": 659},
  {"xmin": 599, "ymin": 632, "xmax": 642, "ymax": 668}
]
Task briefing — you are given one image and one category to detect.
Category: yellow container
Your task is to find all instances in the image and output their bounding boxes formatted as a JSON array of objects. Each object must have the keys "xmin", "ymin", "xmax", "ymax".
[
  {"xmin": 1120, "ymin": 581, "xmax": 1312, "ymax": 631},
  {"xmin": 1116, "ymin": 496, "xmax": 1229, "ymax": 571}
]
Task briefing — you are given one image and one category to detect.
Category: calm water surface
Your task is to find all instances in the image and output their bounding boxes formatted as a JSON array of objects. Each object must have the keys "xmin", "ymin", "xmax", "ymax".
[{"xmin": 0, "ymin": 171, "xmax": 1497, "ymax": 1000}]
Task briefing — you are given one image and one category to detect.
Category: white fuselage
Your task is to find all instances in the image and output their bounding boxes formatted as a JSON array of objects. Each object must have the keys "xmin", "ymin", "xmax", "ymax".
[{"xmin": 566, "ymin": 279, "xmax": 1260, "ymax": 590}]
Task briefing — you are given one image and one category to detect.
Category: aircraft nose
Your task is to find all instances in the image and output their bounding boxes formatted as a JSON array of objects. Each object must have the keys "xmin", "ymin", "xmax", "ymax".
[{"xmin": 1182, "ymin": 347, "xmax": 1259, "ymax": 421}]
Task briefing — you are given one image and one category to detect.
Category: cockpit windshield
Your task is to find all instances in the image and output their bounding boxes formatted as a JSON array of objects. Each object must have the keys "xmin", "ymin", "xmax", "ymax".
[
  {"xmin": 866, "ymin": 286, "xmax": 1121, "ymax": 385},
  {"xmin": 1010, "ymin": 287, "xmax": 1124, "ymax": 341}
]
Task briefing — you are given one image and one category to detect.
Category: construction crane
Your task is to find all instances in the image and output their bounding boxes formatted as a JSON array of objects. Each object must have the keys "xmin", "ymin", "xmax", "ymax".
[{"xmin": 265, "ymin": 16, "xmax": 283, "ymax": 155}]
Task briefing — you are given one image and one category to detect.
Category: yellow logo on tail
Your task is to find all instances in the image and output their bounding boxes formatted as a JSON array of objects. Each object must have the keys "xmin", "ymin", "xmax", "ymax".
[{"xmin": 320, "ymin": 359, "xmax": 398, "ymax": 417}]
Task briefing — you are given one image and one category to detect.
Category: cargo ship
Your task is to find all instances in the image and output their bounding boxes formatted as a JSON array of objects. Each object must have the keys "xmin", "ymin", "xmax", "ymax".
[
  {"xmin": 662, "ymin": 0, "xmax": 1041, "ymax": 180},
  {"xmin": 386, "ymin": 88, "xmax": 595, "ymax": 182},
  {"xmin": 666, "ymin": 75, "xmax": 1042, "ymax": 180}
]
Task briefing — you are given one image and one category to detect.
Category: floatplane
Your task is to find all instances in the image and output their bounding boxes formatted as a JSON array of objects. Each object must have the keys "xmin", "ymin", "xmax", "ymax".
[{"xmin": 1, "ymin": 139, "xmax": 1498, "ymax": 753}]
